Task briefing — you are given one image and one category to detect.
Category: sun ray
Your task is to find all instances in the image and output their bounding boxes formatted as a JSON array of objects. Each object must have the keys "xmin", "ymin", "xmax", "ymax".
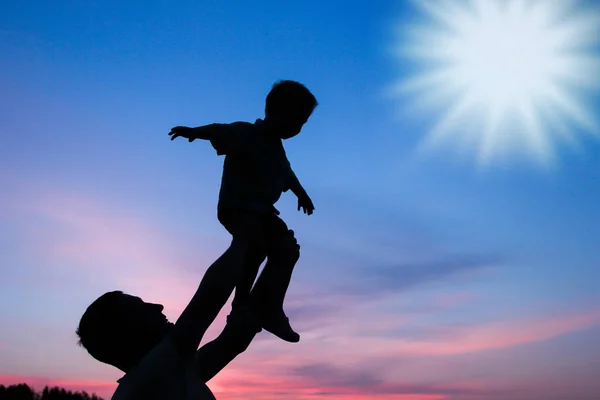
[
  {"xmin": 542, "ymin": 83, "xmax": 598, "ymax": 134},
  {"xmin": 413, "ymin": 0, "xmax": 474, "ymax": 32},
  {"xmin": 519, "ymin": 99, "xmax": 554, "ymax": 165},
  {"xmin": 539, "ymin": 100, "xmax": 582, "ymax": 152},
  {"xmin": 422, "ymin": 92, "xmax": 478, "ymax": 149},
  {"xmin": 400, "ymin": 27, "xmax": 458, "ymax": 61},
  {"xmin": 477, "ymin": 104, "xmax": 504, "ymax": 166},
  {"xmin": 390, "ymin": 0, "xmax": 600, "ymax": 166},
  {"xmin": 394, "ymin": 68, "xmax": 458, "ymax": 96},
  {"xmin": 554, "ymin": 55, "xmax": 600, "ymax": 89},
  {"xmin": 551, "ymin": 13, "xmax": 600, "ymax": 49}
]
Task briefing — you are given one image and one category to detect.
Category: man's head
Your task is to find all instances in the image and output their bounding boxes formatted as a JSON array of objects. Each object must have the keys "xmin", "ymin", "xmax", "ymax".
[
  {"xmin": 264, "ymin": 80, "xmax": 318, "ymax": 139},
  {"xmin": 76, "ymin": 291, "xmax": 173, "ymax": 372}
]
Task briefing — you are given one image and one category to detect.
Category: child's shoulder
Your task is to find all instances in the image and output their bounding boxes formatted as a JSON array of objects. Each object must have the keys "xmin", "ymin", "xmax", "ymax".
[
  {"xmin": 226, "ymin": 120, "xmax": 264, "ymax": 138},
  {"xmin": 227, "ymin": 120, "xmax": 257, "ymax": 130},
  {"xmin": 222, "ymin": 120, "xmax": 260, "ymax": 138},
  {"xmin": 215, "ymin": 121, "xmax": 261, "ymax": 152}
]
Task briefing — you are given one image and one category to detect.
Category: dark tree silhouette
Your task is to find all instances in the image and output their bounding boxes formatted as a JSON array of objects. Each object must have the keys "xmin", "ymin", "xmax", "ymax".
[{"xmin": 0, "ymin": 384, "xmax": 103, "ymax": 400}]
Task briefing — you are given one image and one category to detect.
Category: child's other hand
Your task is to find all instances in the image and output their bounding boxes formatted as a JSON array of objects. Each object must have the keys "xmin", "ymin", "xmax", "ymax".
[
  {"xmin": 297, "ymin": 193, "xmax": 314, "ymax": 215},
  {"xmin": 169, "ymin": 126, "xmax": 195, "ymax": 142}
]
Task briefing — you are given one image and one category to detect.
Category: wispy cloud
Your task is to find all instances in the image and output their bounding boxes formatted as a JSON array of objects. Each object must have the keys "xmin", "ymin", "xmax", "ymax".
[
  {"xmin": 1, "ymin": 181, "xmax": 217, "ymax": 315},
  {"xmin": 279, "ymin": 254, "xmax": 495, "ymax": 336},
  {"xmin": 211, "ymin": 362, "xmax": 494, "ymax": 400},
  {"xmin": 331, "ymin": 255, "xmax": 498, "ymax": 299},
  {"xmin": 205, "ymin": 304, "xmax": 600, "ymax": 399},
  {"xmin": 4, "ymin": 179, "xmax": 598, "ymax": 400},
  {"xmin": 308, "ymin": 308, "xmax": 600, "ymax": 360}
]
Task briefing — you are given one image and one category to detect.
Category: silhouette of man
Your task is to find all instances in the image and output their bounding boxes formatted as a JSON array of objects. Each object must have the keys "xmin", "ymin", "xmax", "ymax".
[
  {"xmin": 169, "ymin": 80, "xmax": 317, "ymax": 343},
  {"xmin": 76, "ymin": 234, "xmax": 300, "ymax": 400}
]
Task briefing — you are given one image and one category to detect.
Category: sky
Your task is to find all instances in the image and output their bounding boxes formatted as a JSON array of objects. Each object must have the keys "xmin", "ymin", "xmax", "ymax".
[{"xmin": 1, "ymin": 0, "xmax": 600, "ymax": 399}]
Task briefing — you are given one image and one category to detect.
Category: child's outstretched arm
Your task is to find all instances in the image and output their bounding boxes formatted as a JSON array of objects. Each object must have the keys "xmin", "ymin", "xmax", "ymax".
[
  {"xmin": 169, "ymin": 122, "xmax": 251, "ymax": 156},
  {"xmin": 288, "ymin": 169, "xmax": 315, "ymax": 215},
  {"xmin": 169, "ymin": 124, "xmax": 221, "ymax": 142}
]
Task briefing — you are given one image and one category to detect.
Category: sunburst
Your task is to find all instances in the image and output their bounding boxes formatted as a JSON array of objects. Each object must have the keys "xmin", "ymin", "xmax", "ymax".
[{"xmin": 391, "ymin": 0, "xmax": 600, "ymax": 167}]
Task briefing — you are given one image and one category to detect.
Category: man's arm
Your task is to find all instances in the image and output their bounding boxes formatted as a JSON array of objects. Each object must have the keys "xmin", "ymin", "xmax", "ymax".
[
  {"xmin": 168, "ymin": 238, "xmax": 252, "ymax": 362},
  {"xmin": 192, "ymin": 307, "xmax": 262, "ymax": 382},
  {"xmin": 190, "ymin": 232, "xmax": 298, "ymax": 382}
]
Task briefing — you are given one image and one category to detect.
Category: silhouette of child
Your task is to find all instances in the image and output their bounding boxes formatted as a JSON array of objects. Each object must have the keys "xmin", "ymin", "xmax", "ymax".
[{"xmin": 169, "ymin": 80, "xmax": 317, "ymax": 343}]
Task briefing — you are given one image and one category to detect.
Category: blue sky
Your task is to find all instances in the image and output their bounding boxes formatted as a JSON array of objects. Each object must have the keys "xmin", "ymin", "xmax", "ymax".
[{"xmin": 1, "ymin": 1, "xmax": 600, "ymax": 399}]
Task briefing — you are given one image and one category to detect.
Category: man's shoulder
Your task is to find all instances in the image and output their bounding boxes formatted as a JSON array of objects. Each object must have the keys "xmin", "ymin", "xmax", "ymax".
[{"xmin": 111, "ymin": 336, "xmax": 188, "ymax": 400}]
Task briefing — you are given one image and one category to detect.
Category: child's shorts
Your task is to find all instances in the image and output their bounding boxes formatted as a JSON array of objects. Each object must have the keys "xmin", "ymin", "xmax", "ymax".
[{"xmin": 217, "ymin": 208, "xmax": 294, "ymax": 251}]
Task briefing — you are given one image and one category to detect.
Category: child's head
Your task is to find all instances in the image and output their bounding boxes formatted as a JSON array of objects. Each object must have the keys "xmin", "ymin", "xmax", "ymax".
[{"xmin": 265, "ymin": 80, "xmax": 318, "ymax": 139}]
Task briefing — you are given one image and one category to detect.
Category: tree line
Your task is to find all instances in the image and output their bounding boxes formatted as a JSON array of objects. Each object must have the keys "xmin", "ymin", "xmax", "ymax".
[{"xmin": 0, "ymin": 384, "xmax": 104, "ymax": 400}]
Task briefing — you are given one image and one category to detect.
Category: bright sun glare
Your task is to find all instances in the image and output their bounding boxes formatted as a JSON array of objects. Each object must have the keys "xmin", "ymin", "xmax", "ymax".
[{"xmin": 392, "ymin": 0, "xmax": 600, "ymax": 167}]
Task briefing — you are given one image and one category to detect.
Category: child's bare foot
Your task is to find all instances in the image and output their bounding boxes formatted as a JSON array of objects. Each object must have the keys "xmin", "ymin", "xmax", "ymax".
[{"xmin": 260, "ymin": 309, "xmax": 299, "ymax": 343}]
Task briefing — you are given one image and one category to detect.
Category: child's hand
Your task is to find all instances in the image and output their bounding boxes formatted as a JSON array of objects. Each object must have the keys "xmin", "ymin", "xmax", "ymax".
[
  {"xmin": 297, "ymin": 192, "xmax": 314, "ymax": 215},
  {"xmin": 169, "ymin": 126, "xmax": 195, "ymax": 142}
]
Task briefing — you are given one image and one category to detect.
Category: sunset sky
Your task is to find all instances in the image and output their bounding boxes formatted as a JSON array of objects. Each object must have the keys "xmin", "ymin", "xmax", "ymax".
[{"xmin": 2, "ymin": 1, "xmax": 600, "ymax": 399}]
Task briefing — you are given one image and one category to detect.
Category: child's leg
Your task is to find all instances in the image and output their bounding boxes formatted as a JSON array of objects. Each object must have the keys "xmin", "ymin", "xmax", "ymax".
[
  {"xmin": 187, "ymin": 232, "xmax": 254, "ymax": 337},
  {"xmin": 231, "ymin": 245, "xmax": 266, "ymax": 310},
  {"xmin": 218, "ymin": 210, "xmax": 269, "ymax": 310},
  {"xmin": 249, "ymin": 216, "xmax": 301, "ymax": 342},
  {"xmin": 251, "ymin": 230, "xmax": 300, "ymax": 312}
]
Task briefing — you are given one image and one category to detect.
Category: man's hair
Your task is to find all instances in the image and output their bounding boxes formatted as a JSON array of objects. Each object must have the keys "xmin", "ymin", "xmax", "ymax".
[
  {"xmin": 76, "ymin": 290, "xmax": 125, "ymax": 365},
  {"xmin": 265, "ymin": 80, "xmax": 318, "ymax": 117}
]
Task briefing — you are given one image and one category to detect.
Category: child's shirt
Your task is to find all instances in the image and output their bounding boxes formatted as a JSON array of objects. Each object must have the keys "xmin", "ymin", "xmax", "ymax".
[{"xmin": 210, "ymin": 119, "xmax": 296, "ymax": 214}]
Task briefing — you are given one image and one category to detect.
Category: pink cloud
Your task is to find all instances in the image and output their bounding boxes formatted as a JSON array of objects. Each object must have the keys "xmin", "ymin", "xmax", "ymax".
[
  {"xmin": 0, "ymin": 370, "xmax": 455, "ymax": 400},
  {"xmin": 384, "ymin": 308, "xmax": 600, "ymax": 356},
  {"xmin": 298, "ymin": 309, "xmax": 600, "ymax": 364},
  {"xmin": 208, "ymin": 366, "xmax": 486, "ymax": 400},
  {"xmin": 3, "ymin": 182, "xmax": 220, "ymax": 315},
  {"xmin": 195, "ymin": 305, "xmax": 600, "ymax": 399},
  {"xmin": 4, "ymin": 179, "xmax": 599, "ymax": 400},
  {"xmin": 431, "ymin": 291, "xmax": 478, "ymax": 309},
  {"xmin": 25, "ymin": 190, "xmax": 197, "ymax": 271}
]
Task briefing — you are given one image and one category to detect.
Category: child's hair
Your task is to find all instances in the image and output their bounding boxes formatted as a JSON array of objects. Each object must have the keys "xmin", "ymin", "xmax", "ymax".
[{"xmin": 265, "ymin": 80, "xmax": 318, "ymax": 117}]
